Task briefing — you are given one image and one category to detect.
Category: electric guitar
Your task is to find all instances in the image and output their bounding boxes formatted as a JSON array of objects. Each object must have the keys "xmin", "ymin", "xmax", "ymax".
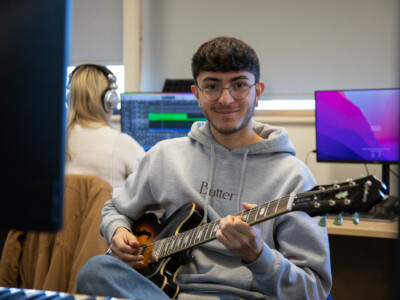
[{"xmin": 132, "ymin": 175, "xmax": 386, "ymax": 298}]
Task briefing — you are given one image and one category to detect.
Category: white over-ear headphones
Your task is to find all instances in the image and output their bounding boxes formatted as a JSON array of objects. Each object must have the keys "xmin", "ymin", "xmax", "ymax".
[{"xmin": 67, "ymin": 64, "xmax": 120, "ymax": 113}]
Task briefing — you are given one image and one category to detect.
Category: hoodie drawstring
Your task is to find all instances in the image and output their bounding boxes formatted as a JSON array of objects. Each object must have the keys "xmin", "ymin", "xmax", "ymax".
[
  {"xmin": 236, "ymin": 149, "xmax": 249, "ymax": 212},
  {"xmin": 204, "ymin": 144, "xmax": 216, "ymax": 223},
  {"xmin": 204, "ymin": 146, "xmax": 250, "ymax": 222}
]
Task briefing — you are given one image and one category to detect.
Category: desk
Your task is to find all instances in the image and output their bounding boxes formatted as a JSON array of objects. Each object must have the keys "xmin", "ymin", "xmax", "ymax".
[
  {"xmin": 327, "ymin": 219, "xmax": 398, "ymax": 300},
  {"xmin": 327, "ymin": 217, "xmax": 398, "ymax": 239}
]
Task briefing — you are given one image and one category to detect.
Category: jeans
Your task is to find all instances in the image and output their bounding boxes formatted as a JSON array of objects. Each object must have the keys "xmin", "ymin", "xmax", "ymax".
[
  {"xmin": 77, "ymin": 255, "xmax": 326, "ymax": 300},
  {"xmin": 77, "ymin": 255, "xmax": 170, "ymax": 300}
]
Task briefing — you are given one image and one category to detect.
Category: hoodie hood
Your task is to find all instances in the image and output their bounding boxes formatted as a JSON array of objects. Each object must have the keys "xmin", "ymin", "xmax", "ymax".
[
  {"xmin": 187, "ymin": 120, "xmax": 298, "ymax": 222},
  {"xmin": 188, "ymin": 120, "xmax": 297, "ymax": 156}
]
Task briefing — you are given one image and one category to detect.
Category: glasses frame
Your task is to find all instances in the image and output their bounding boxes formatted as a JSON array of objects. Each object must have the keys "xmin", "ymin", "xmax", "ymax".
[{"xmin": 197, "ymin": 82, "xmax": 257, "ymax": 102}]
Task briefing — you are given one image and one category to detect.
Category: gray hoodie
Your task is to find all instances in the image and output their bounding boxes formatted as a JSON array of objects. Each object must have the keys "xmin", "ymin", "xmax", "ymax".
[{"xmin": 101, "ymin": 120, "xmax": 332, "ymax": 300}]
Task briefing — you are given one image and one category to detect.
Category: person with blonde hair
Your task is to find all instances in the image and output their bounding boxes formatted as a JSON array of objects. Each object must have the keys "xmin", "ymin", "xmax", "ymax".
[{"xmin": 65, "ymin": 64, "xmax": 144, "ymax": 194}]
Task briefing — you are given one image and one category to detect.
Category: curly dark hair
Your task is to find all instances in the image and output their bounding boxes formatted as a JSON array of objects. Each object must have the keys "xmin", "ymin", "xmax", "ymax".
[{"xmin": 191, "ymin": 36, "xmax": 260, "ymax": 84}]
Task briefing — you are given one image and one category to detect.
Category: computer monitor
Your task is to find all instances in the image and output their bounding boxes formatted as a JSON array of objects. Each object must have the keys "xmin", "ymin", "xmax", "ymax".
[
  {"xmin": 315, "ymin": 88, "xmax": 399, "ymax": 192},
  {"xmin": 0, "ymin": 0, "xmax": 71, "ymax": 231},
  {"xmin": 120, "ymin": 92, "xmax": 206, "ymax": 150},
  {"xmin": 315, "ymin": 88, "xmax": 399, "ymax": 164}
]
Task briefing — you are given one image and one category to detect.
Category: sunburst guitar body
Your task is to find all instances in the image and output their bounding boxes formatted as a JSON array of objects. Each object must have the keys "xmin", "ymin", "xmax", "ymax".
[{"xmin": 133, "ymin": 202, "xmax": 204, "ymax": 299}]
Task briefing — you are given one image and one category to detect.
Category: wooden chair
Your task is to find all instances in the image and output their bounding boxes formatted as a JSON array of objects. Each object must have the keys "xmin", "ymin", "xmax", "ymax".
[{"xmin": 0, "ymin": 174, "xmax": 112, "ymax": 293}]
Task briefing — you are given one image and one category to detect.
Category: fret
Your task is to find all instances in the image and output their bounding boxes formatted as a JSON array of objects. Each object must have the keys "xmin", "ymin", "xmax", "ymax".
[
  {"xmin": 274, "ymin": 199, "xmax": 279, "ymax": 213},
  {"xmin": 175, "ymin": 233, "xmax": 184, "ymax": 250},
  {"xmin": 165, "ymin": 237, "xmax": 175, "ymax": 255},
  {"xmin": 212, "ymin": 221, "xmax": 220, "ymax": 236},
  {"xmin": 192, "ymin": 227, "xmax": 202, "ymax": 245},
  {"xmin": 247, "ymin": 209, "xmax": 254, "ymax": 222},
  {"xmin": 191, "ymin": 227, "xmax": 202, "ymax": 245},
  {"xmin": 260, "ymin": 205, "xmax": 266, "ymax": 216},
  {"xmin": 201, "ymin": 225, "xmax": 208, "ymax": 241},
  {"xmin": 176, "ymin": 234, "xmax": 184, "ymax": 249},
  {"xmin": 271, "ymin": 199, "xmax": 277, "ymax": 213},
  {"xmin": 158, "ymin": 239, "xmax": 167, "ymax": 257},
  {"xmin": 208, "ymin": 222, "xmax": 217, "ymax": 239},
  {"xmin": 180, "ymin": 230, "xmax": 191, "ymax": 249},
  {"xmin": 203, "ymin": 222, "xmax": 213, "ymax": 240},
  {"xmin": 153, "ymin": 242, "xmax": 160, "ymax": 259},
  {"xmin": 160, "ymin": 239, "xmax": 169, "ymax": 257},
  {"xmin": 279, "ymin": 198, "xmax": 286, "ymax": 211},
  {"xmin": 242, "ymin": 210, "xmax": 249, "ymax": 222},
  {"xmin": 169, "ymin": 236, "xmax": 177, "ymax": 252},
  {"xmin": 195, "ymin": 227, "xmax": 203, "ymax": 242},
  {"xmin": 166, "ymin": 234, "xmax": 183, "ymax": 256},
  {"xmin": 278, "ymin": 196, "xmax": 288, "ymax": 212},
  {"xmin": 162, "ymin": 237, "xmax": 172, "ymax": 256},
  {"xmin": 200, "ymin": 221, "xmax": 217, "ymax": 241},
  {"xmin": 253, "ymin": 209, "xmax": 258, "ymax": 221},
  {"xmin": 265, "ymin": 201, "xmax": 271, "ymax": 216},
  {"xmin": 257, "ymin": 205, "xmax": 264, "ymax": 220},
  {"xmin": 176, "ymin": 231, "xmax": 186, "ymax": 251},
  {"xmin": 166, "ymin": 236, "xmax": 174, "ymax": 252},
  {"xmin": 185, "ymin": 228, "xmax": 197, "ymax": 248},
  {"xmin": 182, "ymin": 230, "xmax": 191, "ymax": 248},
  {"xmin": 250, "ymin": 206, "xmax": 259, "ymax": 222}
]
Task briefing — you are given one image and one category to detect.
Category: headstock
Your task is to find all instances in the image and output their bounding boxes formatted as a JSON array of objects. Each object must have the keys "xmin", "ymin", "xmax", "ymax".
[{"xmin": 291, "ymin": 175, "xmax": 387, "ymax": 226}]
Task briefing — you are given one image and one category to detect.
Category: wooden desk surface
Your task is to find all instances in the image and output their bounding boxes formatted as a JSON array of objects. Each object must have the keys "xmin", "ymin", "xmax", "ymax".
[{"xmin": 327, "ymin": 217, "xmax": 398, "ymax": 239}]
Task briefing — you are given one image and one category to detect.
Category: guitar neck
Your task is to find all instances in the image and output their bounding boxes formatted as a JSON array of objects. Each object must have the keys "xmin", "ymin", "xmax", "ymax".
[{"xmin": 152, "ymin": 194, "xmax": 296, "ymax": 260}]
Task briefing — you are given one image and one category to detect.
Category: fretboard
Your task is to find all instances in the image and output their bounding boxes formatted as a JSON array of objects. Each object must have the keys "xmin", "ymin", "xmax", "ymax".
[{"xmin": 152, "ymin": 194, "xmax": 295, "ymax": 260}]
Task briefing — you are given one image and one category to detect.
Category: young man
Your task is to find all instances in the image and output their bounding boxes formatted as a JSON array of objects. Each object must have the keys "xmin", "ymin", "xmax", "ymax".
[{"xmin": 77, "ymin": 37, "xmax": 332, "ymax": 300}]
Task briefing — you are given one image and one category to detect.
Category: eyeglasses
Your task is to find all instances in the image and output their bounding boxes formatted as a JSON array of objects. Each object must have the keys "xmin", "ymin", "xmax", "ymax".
[{"xmin": 197, "ymin": 82, "xmax": 256, "ymax": 102}]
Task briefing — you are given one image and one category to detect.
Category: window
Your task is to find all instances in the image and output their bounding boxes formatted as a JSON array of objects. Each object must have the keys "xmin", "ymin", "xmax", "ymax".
[{"xmin": 257, "ymin": 99, "xmax": 315, "ymax": 111}]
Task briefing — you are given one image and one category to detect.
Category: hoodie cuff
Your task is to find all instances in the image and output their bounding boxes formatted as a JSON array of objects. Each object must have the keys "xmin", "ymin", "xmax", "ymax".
[
  {"xmin": 105, "ymin": 220, "xmax": 132, "ymax": 245},
  {"xmin": 246, "ymin": 242, "xmax": 279, "ymax": 279}
]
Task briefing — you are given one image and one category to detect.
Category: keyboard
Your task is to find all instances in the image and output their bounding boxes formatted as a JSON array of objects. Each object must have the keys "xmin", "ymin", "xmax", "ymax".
[{"xmin": 0, "ymin": 287, "xmax": 118, "ymax": 300}]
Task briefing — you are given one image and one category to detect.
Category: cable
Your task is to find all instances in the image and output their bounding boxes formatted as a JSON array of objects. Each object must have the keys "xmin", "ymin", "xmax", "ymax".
[
  {"xmin": 305, "ymin": 149, "xmax": 316, "ymax": 166},
  {"xmin": 363, "ymin": 163, "xmax": 370, "ymax": 176},
  {"xmin": 389, "ymin": 167, "xmax": 399, "ymax": 178}
]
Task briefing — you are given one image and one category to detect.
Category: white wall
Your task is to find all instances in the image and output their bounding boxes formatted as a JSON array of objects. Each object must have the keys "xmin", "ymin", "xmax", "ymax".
[
  {"xmin": 70, "ymin": 0, "xmax": 123, "ymax": 65},
  {"xmin": 141, "ymin": 0, "xmax": 400, "ymax": 97},
  {"xmin": 133, "ymin": 0, "xmax": 399, "ymax": 195}
]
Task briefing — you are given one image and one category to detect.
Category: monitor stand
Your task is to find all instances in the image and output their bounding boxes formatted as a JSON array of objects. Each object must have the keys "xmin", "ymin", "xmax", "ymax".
[{"xmin": 382, "ymin": 163, "xmax": 390, "ymax": 195}]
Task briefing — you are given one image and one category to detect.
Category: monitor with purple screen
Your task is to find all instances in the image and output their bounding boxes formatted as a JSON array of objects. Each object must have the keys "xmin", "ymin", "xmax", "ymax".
[{"xmin": 315, "ymin": 88, "xmax": 399, "ymax": 164}]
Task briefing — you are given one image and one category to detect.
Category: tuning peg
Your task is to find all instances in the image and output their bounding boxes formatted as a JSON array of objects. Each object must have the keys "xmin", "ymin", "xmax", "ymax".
[
  {"xmin": 330, "ymin": 180, "xmax": 339, "ymax": 185},
  {"xmin": 352, "ymin": 212, "xmax": 360, "ymax": 225},
  {"xmin": 318, "ymin": 215, "xmax": 327, "ymax": 227},
  {"xmin": 333, "ymin": 213, "xmax": 343, "ymax": 226}
]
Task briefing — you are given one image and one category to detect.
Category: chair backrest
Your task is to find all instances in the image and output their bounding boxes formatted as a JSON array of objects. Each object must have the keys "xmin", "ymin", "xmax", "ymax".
[{"xmin": 0, "ymin": 174, "xmax": 113, "ymax": 293}]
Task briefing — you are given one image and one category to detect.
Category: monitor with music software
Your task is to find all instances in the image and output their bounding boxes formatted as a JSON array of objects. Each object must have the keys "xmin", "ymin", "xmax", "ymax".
[{"xmin": 120, "ymin": 92, "xmax": 206, "ymax": 151}]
